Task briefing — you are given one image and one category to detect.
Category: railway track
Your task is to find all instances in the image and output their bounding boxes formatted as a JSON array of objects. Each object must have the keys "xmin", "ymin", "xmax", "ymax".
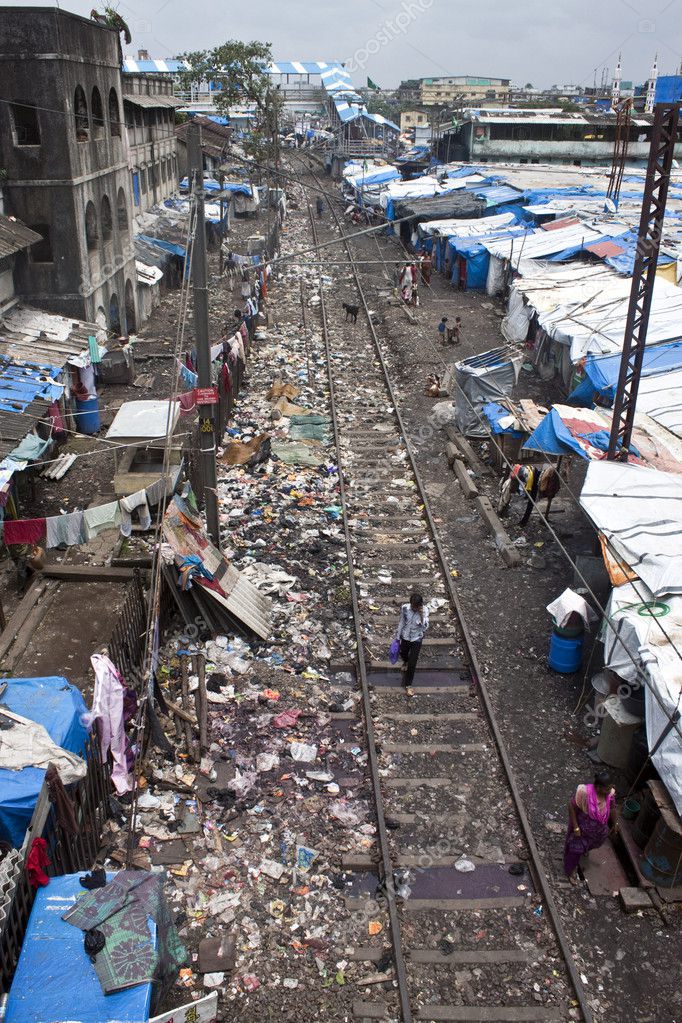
[{"xmin": 290, "ymin": 155, "xmax": 593, "ymax": 1023}]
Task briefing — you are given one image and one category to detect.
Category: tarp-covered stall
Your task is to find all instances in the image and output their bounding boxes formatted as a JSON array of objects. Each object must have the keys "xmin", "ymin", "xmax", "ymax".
[
  {"xmin": 453, "ymin": 346, "xmax": 523, "ymax": 437},
  {"xmin": 0, "ymin": 676, "xmax": 88, "ymax": 847}
]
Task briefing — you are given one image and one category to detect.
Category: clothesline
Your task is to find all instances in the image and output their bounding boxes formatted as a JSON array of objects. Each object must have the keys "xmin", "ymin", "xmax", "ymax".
[{"xmin": 1, "ymin": 471, "xmax": 176, "ymax": 548}]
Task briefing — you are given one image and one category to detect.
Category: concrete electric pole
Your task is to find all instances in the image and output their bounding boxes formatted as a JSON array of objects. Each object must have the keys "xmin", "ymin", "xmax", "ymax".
[{"xmin": 187, "ymin": 122, "xmax": 221, "ymax": 544}]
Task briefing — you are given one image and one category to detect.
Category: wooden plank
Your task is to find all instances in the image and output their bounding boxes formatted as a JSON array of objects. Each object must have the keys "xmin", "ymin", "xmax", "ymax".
[
  {"xmin": 353, "ymin": 1002, "xmax": 387, "ymax": 1020},
  {"xmin": 382, "ymin": 743, "xmax": 486, "ymax": 754},
  {"xmin": 415, "ymin": 1007, "xmax": 562, "ymax": 1021},
  {"xmin": 402, "ymin": 897, "xmax": 527, "ymax": 912},
  {"xmin": 409, "ymin": 949, "xmax": 533, "ymax": 965},
  {"xmin": 41, "ymin": 564, "xmax": 138, "ymax": 581},
  {"xmin": 0, "ymin": 578, "xmax": 48, "ymax": 660},
  {"xmin": 382, "ymin": 713, "xmax": 477, "ymax": 722}
]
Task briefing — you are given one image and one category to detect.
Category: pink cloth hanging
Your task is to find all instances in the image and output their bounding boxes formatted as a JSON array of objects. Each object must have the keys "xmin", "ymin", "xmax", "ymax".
[{"xmin": 84, "ymin": 654, "xmax": 132, "ymax": 794}]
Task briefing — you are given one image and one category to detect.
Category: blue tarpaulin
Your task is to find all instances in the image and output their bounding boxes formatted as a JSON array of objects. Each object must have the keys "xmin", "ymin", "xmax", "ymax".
[
  {"xmin": 137, "ymin": 234, "xmax": 186, "ymax": 259},
  {"xmin": 5, "ymin": 873, "xmax": 155, "ymax": 1023},
  {"xmin": 523, "ymin": 407, "xmax": 640, "ymax": 459},
  {"xmin": 179, "ymin": 178, "xmax": 252, "ymax": 195},
  {"xmin": 0, "ymin": 677, "xmax": 89, "ymax": 847},
  {"xmin": 567, "ymin": 340, "xmax": 682, "ymax": 405},
  {"xmin": 0, "ymin": 360, "xmax": 63, "ymax": 414},
  {"xmin": 482, "ymin": 402, "xmax": 525, "ymax": 437}
]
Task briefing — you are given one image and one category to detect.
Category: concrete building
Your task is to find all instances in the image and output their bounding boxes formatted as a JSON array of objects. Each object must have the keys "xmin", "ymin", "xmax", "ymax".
[
  {"xmin": 0, "ymin": 7, "xmax": 139, "ymax": 333},
  {"xmin": 175, "ymin": 116, "xmax": 233, "ymax": 179},
  {"xmin": 122, "ymin": 73, "xmax": 183, "ymax": 212},
  {"xmin": 441, "ymin": 107, "xmax": 682, "ymax": 166},
  {"xmin": 400, "ymin": 110, "xmax": 430, "ymax": 131},
  {"xmin": 419, "ymin": 76, "xmax": 511, "ymax": 107}
]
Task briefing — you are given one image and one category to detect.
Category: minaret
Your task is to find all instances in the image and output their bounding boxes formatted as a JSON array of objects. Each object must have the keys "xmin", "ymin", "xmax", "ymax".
[
  {"xmin": 612, "ymin": 54, "xmax": 622, "ymax": 108},
  {"xmin": 645, "ymin": 53, "xmax": 658, "ymax": 113}
]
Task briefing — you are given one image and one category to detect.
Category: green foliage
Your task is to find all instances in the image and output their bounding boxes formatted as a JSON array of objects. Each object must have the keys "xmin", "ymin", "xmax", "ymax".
[{"xmin": 177, "ymin": 40, "xmax": 273, "ymax": 115}]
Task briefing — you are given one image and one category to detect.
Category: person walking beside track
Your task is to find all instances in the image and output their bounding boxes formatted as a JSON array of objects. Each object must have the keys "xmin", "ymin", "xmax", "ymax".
[
  {"xmin": 564, "ymin": 770, "xmax": 619, "ymax": 885},
  {"xmin": 395, "ymin": 592, "xmax": 429, "ymax": 695}
]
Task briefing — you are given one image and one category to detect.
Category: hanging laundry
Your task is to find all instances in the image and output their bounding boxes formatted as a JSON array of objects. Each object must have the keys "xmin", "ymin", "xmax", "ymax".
[
  {"xmin": 83, "ymin": 501, "xmax": 122, "ymax": 541},
  {"xmin": 79, "ymin": 364, "xmax": 96, "ymax": 397},
  {"xmin": 84, "ymin": 654, "xmax": 132, "ymax": 794},
  {"xmin": 26, "ymin": 837, "xmax": 50, "ymax": 888},
  {"xmin": 119, "ymin": 489, "xmax": 152, "ymax": 537},
  {"xmin": 46, "ymin": 510, "xmax": 85, "ymax": 549},
  {"xmin": 3, "ymin": 518, "xmax": 46, "ymax": 545}
]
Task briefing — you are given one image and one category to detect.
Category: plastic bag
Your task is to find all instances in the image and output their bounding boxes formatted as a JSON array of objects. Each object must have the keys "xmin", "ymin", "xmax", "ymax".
[{"xmin": 389, "ymin": 638, "xmax": 400, "ymax": 664}]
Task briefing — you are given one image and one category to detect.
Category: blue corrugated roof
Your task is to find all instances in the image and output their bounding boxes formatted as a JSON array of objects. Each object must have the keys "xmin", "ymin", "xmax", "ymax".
[{"xmin": 0, "ymin": 358, "xmax": 63, "ymax": 414}]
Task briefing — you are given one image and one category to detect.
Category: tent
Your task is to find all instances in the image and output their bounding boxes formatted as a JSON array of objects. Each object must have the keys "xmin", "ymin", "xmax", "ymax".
[{"xmin": 0, "ymin": 676, "xmax": 89, "ymax": 847}]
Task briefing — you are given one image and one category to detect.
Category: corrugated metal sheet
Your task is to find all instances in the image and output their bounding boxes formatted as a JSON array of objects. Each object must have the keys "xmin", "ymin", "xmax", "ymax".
[
  {"xmin": 541, "ymin": 216, "xmax": 580, "ymax": 231},
  {"xmin": 585, "ymin": 240, "xmax": 627, "ymax": 258},
  {"xmin": 215, "ymin": 567, "xmax": 273, "ymax": 641},
  {"xmin": 0, "ymin": 217, "xmax": 42, "ymax": 260},
  {"xmin": 122, "ymin": 58, "xmax": 186, "ymax": 73},
  {"xmin": 0, "ymin": 305, "xmax": 105, "ymax": 369},
  {"xmin": 123, "ymin": 93, "xmax": 184, "ymax": 109}
]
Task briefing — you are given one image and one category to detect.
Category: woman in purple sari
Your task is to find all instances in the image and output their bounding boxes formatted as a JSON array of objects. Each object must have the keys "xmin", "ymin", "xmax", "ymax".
[{"xmin": 564, "ymin": 770, "xmax": 618, "ymax": 885}]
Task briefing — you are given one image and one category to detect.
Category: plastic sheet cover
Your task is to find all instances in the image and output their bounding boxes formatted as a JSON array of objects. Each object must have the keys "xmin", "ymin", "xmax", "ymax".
[
  {"xmin": 5, "ymin": 873, "xmax": 154, "ymax": 1023},
  {"xmin": 0, "ymin": 676, "xmax": 89, "ymax": 847},
  {"xmin": 454, "ymin": 348, "xmax": 522, "ymax": 437},
  {"xmin": 602, "ymin": 582, "xmax": 682, "ymax": 816}
]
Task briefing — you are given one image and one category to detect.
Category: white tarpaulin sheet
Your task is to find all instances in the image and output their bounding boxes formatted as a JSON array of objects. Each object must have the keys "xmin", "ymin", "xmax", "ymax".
[
  {"xmin": 509, "ymin": 261, "xmax": 682, "ymax": 361},
  {"xmin": 580, "ymin": 461, "xmax": 682, "ymax": 598},
  {"xmin": 603, "ymin": 582, "xmax": 682, "ymax": 815},
  {"xmin": 483, "ymin": 222, "xmax": 604, "ymax": 266},
  {"xmin": 418, "ymin": 211, "xmax": 516, "ymax": 238}
]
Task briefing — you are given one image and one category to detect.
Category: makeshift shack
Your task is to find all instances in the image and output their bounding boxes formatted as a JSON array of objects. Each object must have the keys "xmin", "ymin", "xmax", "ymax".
[
  {"xmin": 0, "ymin": 676, "xmax": 88, "ymax": 848},
  {"xmin": 453, "ymin": 346, "xmax": 523, "ymax": 437},
  {"xmin": 106, "ymin": 400, "xmax": 183, "ymax": 499}
]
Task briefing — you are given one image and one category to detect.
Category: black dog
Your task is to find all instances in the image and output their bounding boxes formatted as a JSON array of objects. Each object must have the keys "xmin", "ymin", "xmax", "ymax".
[{"xmin": 343, "ymin": 302, "xmax": 359, "ymax": 323}]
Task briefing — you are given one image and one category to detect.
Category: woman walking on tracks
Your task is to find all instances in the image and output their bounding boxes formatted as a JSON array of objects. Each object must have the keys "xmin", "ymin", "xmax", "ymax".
[
  {"xmin": 564, "ymin": 770, "xmax": 618, "ymax": 885},
  {"xmin": 395, "ymin": 592, "xmax": 429, "ymax": 694}
]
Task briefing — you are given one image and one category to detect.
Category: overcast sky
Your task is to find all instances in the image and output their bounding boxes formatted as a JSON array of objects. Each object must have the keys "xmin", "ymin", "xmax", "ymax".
[{"xmin": 5, "ymin": 0, "xmax": 682, "ymax": 89}]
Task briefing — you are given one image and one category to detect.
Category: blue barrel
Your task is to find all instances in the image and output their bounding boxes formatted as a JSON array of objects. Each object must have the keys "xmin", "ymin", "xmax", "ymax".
[
  {"xmin": 74, "ymin": 396, "xmax": 100, "ymax": 434},
  {"xmin": 548, "ymin": 630, "xmax": 583, "ymax": 673}
]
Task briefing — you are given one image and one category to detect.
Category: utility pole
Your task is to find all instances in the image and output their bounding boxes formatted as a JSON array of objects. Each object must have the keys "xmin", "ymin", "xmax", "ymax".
[
  {"xmin": 187, "ymin": 122, "xmax": 220, "ymax": 544},
  {"xmin": 607, "ymin": 103, "xmax": 681, "ymax": 460}
]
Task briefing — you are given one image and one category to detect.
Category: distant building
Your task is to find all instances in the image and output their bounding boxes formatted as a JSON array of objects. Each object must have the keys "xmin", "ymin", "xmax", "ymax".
[
  {"xmin": 175, "ymin": 116, "xmax": 233, "ymax": 179},
  {"xmin": 0, "ymin": 8, "xmax": 138, "ymax": 332},
  {"xmin": 419, "ymin": 76, "xmax": 511, "ymax": 107},
  {"xmin": 441, "ymin": 107, "xmax": 682, "ymax": 166},
  {"xmin": 400, "ymin": 110, "xmax": 430, "ymax": 131},
  {"xmin": 396, "ymin": 79, "xmax": 422, "ymax": 104},
  {"xmin": 121, "ymin": 72, "xmax": 183, "ymax": 212}
]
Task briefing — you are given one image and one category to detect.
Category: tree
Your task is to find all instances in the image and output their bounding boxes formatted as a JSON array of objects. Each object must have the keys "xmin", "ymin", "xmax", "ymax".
[{"xmin": 177, "ymin": 40, "xmax": 272, "ymax": 116}]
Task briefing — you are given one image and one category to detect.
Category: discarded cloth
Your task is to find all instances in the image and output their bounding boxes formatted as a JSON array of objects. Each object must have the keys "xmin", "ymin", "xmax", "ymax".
[
  {"xmin": 3, "ymin": 518, "xmax": 46, "ymax": 545},
  {"xmin": 62, "ymin": 870, "xmax": 187, "ymax": 995},
  {"xmin": 45, "ymin": 763, "xmax": 79, "ymax": 835},
  {"xmin": 0, "ymin": 707, "xmax": 86, "ymax": 783},
  {"xmin": 8, "ymin": 433, "xmax": 50, "ymax": 462},
  {"xmin": 46, "ymin": 511, "xmax": 85, "ymax": 549},
  {"xmin": 547, "ymin": 587, "xmax": 598, "ymax": 629},
  {"xmin": 119, "ymin": 489, "xmax": 152, "ymax": 537},
  {"xmin": 83, "ymin": 501, "xmax": 122, "ymax": 541},
  {"xmin": 26, "ymin": 837, "xmax": 50, "ymax": 888},
  {"xmin": 271, "ymin": 441, "xmax": 325, "ymax": 467},
  {"xmin": 84, "ymin": 654, "xmax": 132, "ymax": 794}
]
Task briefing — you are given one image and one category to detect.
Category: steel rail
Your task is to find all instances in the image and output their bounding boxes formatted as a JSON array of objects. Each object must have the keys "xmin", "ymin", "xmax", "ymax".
[
  {"xmin": 302, "ymin": 174, "xmax": 415, "ymax": 1021},
  {"xmin": 296, "ymin": 153, "xmax": 594, "ymax": 1023}
]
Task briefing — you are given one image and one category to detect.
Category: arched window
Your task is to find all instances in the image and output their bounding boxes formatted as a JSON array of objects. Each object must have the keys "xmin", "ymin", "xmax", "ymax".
[
  {"xmin": 109, "ymin": 293, "xmax": 121, "ymax": 334},
  {"xmin": 125, "ymin": 279, "xmax": 136, "ymax": 333},
  {"xmin": 91, "ymin": 87, "xmax": 104, "ymax": 138},
  {"xmin": 74, "ymin": 85, "xmax": 89, "ymax": 141},
  {"xmin": 108, "ymin": 88, "xmax": 121, "ymax": 137},
  {"xmin": 117, "ymin": 187, "xmax": 128, "ymax": 232},
  {"xmin": 101, "ymin": 195, "xmax": 113, "ymax": 242},
  {"xmin": 85, "ymin": 201, "xmax": 98, "ymax": 251}
]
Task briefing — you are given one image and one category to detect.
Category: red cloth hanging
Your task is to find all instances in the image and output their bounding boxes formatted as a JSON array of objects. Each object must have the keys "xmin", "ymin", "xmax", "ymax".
[
  {"xmin": 26, "ymin": 837, "xmax": 50, "ymax": 888},
  {"xmin": 3, "ymin": 518, "xmax": 46, "ymax": 545}
]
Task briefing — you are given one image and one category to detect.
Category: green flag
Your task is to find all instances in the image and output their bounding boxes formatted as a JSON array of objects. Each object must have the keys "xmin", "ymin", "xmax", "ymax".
[{"xmin": 367, "ymin": 77, "xmax": 381, "ymax": 91}]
